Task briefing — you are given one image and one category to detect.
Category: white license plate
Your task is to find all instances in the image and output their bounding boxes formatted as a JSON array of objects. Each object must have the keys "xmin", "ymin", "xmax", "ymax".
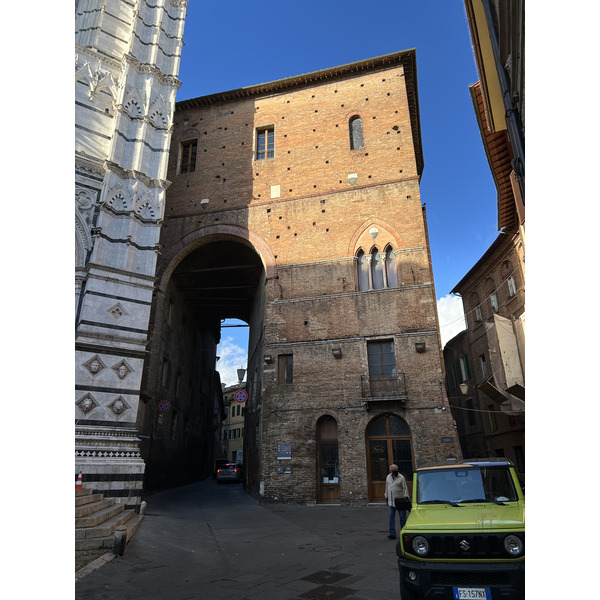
[{"xmin": 453, "ymin": 588, "xmax": 491, "ymax": 600}]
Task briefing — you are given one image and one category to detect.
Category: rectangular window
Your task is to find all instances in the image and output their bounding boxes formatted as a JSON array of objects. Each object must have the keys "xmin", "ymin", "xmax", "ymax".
[
  {"xmin": 466, "ymin": 398, "xmax": 476, "ymax": 426},
  {"xmin": 367, "ymin": 340, "xmax": 397, "ymax": 379},
  {"xmin": 457, "ymin": 354, "xmax": 471, "ymax": 382},
  {"xmin": 490, "ymin": 292, "xmax": 499, "ymax": 312},
  {"xmin": 479, "ymin": 354, "xmax": 488, "ymax": 378},
  {"xmin": 180, "ymin": 140, "xmax": 197, "ymax": 173},
  {"xmin": 507, "ymin": 275, "xmax": 517, "ymax": 296},
  {"xmin": 278, "ymin": 354, "xmax": 293, "ymax": 385},
  {"xmin": 475, "ymin": 304, "xmax": 482, "ymax": 322},
  {"xmin": 513, "ymin": 445, "xmax": 525, "ymax": 473},
  {"xmin": 256, "ymin": 127, "xmax": 274, "ymax": 160}
]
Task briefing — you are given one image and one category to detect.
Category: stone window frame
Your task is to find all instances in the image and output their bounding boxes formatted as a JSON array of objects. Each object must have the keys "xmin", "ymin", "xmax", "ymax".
[
  {"xmin": 277, "ymin": 354, "xmax": 293, "ymax": 385},
  {"xmin": 349, "ymin": 114, "xmax": 364, "ymax": 150},
  {"xmin": 255, "ymin": 125, "xmax": 275, "ymax": 160},
  {"xmin": 179, "ymin": 138, "xmax": 198, "ymax": 174},
  {"xmin": 356, "ymin": 244, "xmax": 398, "ymax": 291}
]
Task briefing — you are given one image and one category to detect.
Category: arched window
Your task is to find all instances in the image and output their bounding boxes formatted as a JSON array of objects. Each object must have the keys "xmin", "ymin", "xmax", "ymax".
[
  {"xmin": 357, "ymin": 249, "xmax": 370, "ymax": 291},
  {"xmin": 356, "ymin": 245, "xmax": 399, "ymax": 291},
  {"xmin": 385, "ymin": 246, "xmax": 398, "ymax": 288},
  {"xmin": 371, "ymin": 248, "xmax": 384, "ymax": 289},
  {"xmin": 349, "ymin": 116, "xmax": 364, "ymax": 150}
]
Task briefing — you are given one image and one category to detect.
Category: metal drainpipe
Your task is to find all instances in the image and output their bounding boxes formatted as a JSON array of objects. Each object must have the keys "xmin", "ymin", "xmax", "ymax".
[{"xmin": 481, "ymin": 0, "xmax": 525, "ymax": 200}]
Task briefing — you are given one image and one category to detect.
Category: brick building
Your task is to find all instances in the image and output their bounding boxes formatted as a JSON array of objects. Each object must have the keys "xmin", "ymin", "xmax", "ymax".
[
  {"xmin": 443, "ymin": 0, "xmax": 525, "ymax": 484},
  {"xmin": 444, "ymin": 232, "xmax": 525, "ymax": 484},
  {"xmin": 139, "ymin": 50, "xmax": 461, "ymax": 505}
]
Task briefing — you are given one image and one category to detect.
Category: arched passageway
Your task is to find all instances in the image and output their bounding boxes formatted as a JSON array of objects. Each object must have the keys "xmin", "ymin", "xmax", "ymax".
[{"xmin": 138, "ymin": 236, "xmax": 266, "ymax": 492}]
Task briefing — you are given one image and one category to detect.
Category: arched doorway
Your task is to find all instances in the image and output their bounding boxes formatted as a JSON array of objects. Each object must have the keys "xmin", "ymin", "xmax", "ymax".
[
  {"xmin": 366, "ymin": 413, "xmax": 414, "ymax": 502},
  {"xmin": 317, "ymin": 415, "xmax": 340, "ymax": 503}
]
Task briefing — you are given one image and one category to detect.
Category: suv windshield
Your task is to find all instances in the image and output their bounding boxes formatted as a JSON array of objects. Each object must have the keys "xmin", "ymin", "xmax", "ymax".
[{"xmin": 416, "ymin": 466, "xmax": 518, "ymax": 504}]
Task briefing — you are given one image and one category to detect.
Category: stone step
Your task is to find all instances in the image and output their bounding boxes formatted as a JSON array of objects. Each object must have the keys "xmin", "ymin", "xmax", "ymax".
[
  {"xmin": 76, "ymin": 493, "xmax": 104, "ymax": 508},
  {"xmin": 76, "ymin": 502, "xmax": 124, "ymax": 528},
  {"xmin": 75, "ymin": 535, "xmax": 113, "ymax": 551},
  {"xmin": 74, "ymin": 513, "xmax": 145, "ymax": 551},
  {"xmin": 76, "ymin": 489, "xmax": 93, "ymax": 498},
  {"xmin": 75, "ymin": 498, "xmax": 116, "ymax": 519},
  {"xmin": 121, "ymin": 513, "xmax": 144, "ymax": 544},
  {"xmin": 79, "ymin": 509, "xmax": 135, "ymax": 539}
]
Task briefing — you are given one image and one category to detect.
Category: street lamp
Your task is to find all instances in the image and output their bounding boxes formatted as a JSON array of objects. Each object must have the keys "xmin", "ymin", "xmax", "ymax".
[{"xmin": 459, "ymin": 382, "xmax": 469, "ymax": 396}]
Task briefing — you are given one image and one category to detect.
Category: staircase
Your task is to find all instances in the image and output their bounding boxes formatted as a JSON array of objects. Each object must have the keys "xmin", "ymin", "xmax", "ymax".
[{"xmin": 76, "ymin": 489, "xmax": 144, "ymax": 554}]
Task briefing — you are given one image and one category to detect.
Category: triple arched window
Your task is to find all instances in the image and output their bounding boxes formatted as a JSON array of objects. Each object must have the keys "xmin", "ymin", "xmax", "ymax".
[{"xmin": 357, "ymin": 246, "xmax": 398, "ymax": 291}]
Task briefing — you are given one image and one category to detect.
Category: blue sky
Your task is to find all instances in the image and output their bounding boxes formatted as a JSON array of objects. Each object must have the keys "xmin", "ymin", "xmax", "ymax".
[{"xmin": 176, "ymin": 1, "xmax": 501, "ymax": 384}]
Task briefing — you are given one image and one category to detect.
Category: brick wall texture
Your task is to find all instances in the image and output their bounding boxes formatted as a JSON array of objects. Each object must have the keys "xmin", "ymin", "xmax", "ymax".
[{"xmin": 152, "ymin": 52, "xmax": 462, "ymax": 504}]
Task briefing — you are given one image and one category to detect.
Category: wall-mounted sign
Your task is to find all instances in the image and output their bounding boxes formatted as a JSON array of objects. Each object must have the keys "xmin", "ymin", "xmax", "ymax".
[
  {"xmin": 234, "ymin": 390, "xmax": 247, "ymax": 403},
  {"xmin": 158, "ymin": 400, "xmax": 170, "ymax": 412},
  {"xmin": 277, "ymin": 443, "xmax": 292, "ymax": 460}
]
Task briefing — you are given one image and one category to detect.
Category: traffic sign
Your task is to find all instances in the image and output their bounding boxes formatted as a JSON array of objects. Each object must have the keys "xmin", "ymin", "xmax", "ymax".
[
  {"xmin": 158, "ymin": 400, "xmax": 170, "ymax": 412},
  {"xmin": 234, "ymin": 390, "xmax": 247, "ymax": 403}
]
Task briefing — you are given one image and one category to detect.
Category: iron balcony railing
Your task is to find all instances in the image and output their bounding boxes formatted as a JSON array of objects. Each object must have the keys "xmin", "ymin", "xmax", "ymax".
[{"xmin": 361, "ymin": 373, "xmax": 407, "ymax": 402}]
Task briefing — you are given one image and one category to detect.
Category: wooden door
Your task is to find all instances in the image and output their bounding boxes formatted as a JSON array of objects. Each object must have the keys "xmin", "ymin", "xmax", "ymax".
[
  {"xmin": 366, "ymin": 414, "xmax": 414, "ymax": 502},
  {"xmin": 317, "ymin": 416, "xmax": 340, "ymax": 503}
]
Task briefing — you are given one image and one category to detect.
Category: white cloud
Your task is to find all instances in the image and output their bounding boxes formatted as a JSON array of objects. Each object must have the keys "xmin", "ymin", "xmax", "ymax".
[
  {"xmin": 437, "ymin": 294, "xmax": 467, "ymax": 348},
  {"xmin": 216, "ymin": 335, "xmax": 248, "ymax": 388}
]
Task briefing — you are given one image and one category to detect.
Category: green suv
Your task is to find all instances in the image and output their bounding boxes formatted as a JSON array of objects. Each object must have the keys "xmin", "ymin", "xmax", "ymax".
[{"xmin": 396, "ymin": 459, "xmax": 524, "ymax": 600}]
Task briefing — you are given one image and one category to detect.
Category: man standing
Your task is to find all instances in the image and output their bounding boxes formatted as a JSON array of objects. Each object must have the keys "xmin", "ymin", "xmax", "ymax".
[{"xmin": 384, "ymin": 464, "xmax": 409, "ymax": 539}]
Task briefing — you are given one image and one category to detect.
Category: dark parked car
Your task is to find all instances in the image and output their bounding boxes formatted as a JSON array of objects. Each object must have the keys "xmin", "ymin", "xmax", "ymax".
[{"xmin": 216, "ymin": 463, "xmax": 243, "ymax": 483}]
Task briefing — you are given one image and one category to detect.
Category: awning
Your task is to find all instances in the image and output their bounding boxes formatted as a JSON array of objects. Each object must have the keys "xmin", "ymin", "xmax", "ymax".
[
  {"xmin": 506, "ymin": 382, "xmax": 525, "ymax": 401},
  {"xmin": 478, "ymin": 377, "xmax": 509, "ymax": 405}
]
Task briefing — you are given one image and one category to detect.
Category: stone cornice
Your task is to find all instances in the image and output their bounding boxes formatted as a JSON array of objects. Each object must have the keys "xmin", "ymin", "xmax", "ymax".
[
  {"xmin": 75, "ymin": 44, "xmax": 122, "ymax": 72},
  {"xmin": 124, "ymin": 54, "xmax": 182, "ymax": 89},
  {"xmin": 76, "ymin": 155, "xmax": 106, "ymax": 177},
  {"xmin": 104, "ymin": 160, "xmax": 171, "ymax": 190}
]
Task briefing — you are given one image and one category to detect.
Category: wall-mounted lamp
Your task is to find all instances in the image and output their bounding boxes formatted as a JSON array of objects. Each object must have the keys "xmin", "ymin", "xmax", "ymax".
[
  {"xmin": 264, "ymin": 354, "xmax": 272, "ymax": 363},
  {"xmin": 415, "ymin": 342, "xmax": 426, "ymax": 353},
  {"xmin": 200, "ymin": 198, "xmax": 210, "ymax": 208},
  {"xmin": 459, "ymin": 382, "xmax": 469, "ymax": 396},
  {"xmin": 332, "ymin": 348, "xmax": 343, "ymax": 358}
]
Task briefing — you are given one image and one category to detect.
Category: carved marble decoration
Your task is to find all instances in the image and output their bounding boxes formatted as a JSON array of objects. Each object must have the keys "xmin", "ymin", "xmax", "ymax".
[
  {"xmin": 83, "ymin": 355, "xmax": 106, "ymax": 376},
  {"xmin": 112, "ymin": 360, "xmax": 133, "ymax": 380},
  {"xmin": 106, "ymin": 185, "xmax": 133, "ymax": 211},
  {"xmin": 109, "ymin": 396, "xmax": 130, "ymax": 416},
  {"xmin": 149, "ymin": 96, "xmax": 170, "ymax": 129},
  {"xmin": 75, "ymin": 57, "xmax": 119, "ymax": 102},
  {"xmin": 107, "ymin": 303, "xmax": 128, "ymax": 321},
  {"xmin": 135, "ymin": 191, "xmax": 160, "ymax": 220},
  {"xmin": 77, "ymin": 393, "xmax": 99, "ymax": 415}
]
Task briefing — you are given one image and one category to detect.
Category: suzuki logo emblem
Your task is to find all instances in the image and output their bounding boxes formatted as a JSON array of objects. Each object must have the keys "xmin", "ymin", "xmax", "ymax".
[{"xmin": 459, "ymin": 539, "xmax": 470, "ymax": 551}]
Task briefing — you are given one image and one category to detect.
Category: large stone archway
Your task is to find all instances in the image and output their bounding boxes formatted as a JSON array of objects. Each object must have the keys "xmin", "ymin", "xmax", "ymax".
[{"xmin": 136, "ymin": 230, "xmax": 270, "ymax": 492}]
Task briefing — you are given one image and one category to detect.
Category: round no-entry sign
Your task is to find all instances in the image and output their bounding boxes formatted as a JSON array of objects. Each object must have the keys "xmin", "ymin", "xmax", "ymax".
[
  {"xmin": 158, "ymin": 400, "xmax": 171, "ymax": 412},
  {"xmin": 234, "ymin": 390, "xmax": 247, "ymax": 403}
]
